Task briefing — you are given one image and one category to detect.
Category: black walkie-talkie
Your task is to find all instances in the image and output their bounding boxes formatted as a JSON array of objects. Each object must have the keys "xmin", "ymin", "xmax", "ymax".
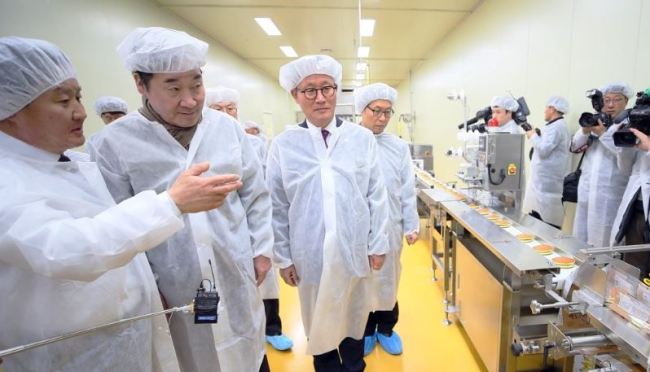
[{"xmin": 193, "ymin": 259, "xmax": 220, "ymax": 324}]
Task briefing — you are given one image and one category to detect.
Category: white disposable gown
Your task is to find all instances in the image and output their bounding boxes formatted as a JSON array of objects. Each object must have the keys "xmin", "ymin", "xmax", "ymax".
[
  {"xmin": 493, "ymin": 119, "xmax": 524, "ymax": 134},
  {"xmin": 88, "ymin": 109, "xmax": 271, "ymax": 372},
  {"xmin": 0, "ymin": 131, "xmax": 181, "ymax": 372},
  {"xmin": 267, "ymin": 119, "xmax": 389, "ymax": 355},
  {"xmin": 572, "ymin": 123, "xmax": 636, "ymax": 247},
  {"xmin": 610, "ymin": 150, "xmax": 650, "ymax": 245},
  {"xmin": 522, "ymin": 118, "xmax": 571, "ymax": 226},
  {"xmin": 371, "ymin": 132, "xmax": 419, "ymax": 310}
]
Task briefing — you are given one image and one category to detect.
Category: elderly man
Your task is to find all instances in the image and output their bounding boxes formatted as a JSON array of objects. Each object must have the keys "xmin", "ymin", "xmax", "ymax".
[
  {"xmin": 88, "ymin": 27, "xmax": 272, "ymax": 372},
  {"xmin": 0, "ymin": 36, "xmax": 241, "ymax": 371},
  {"xmin": 94, "ymin": 95, "xmax": 128, "ymax": 124},
  {"xmin": 522, "ymin": 96, "xmax": 571, "ymax": 228},
  {"xmin": 571, "ymin": 82, "xmax": 636, "ymax": 248},
  {"xmin": 205, "ymin": 85, "xmax": 293, "ymax": 351},
  {"xmin": 267, "ymin": 55, "xmax": 389, "ymax": 372},
  {"xmin": 354, "ymin": 83, "xmax": 418, "ymax": 357}
]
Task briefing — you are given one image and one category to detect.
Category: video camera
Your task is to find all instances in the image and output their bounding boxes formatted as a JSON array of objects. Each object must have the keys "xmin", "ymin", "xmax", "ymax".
[
  {"xmin": 458, "ymin": 106, "xmax": 492, "ymax": 133},
  {"xmin": 613, "ymin": 89, "xmax": 650, "ymax": 147},
  {"xmin": 512, "ymin": 97, "xmax": 532, "ymax": 131},
  {"xmin": 578, "ymin": 89, "xmax": 613, "ymax": 128}
]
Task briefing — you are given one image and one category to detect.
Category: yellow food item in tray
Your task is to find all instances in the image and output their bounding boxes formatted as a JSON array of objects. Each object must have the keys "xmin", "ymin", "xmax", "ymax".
[
  {"xmin": 516, "ymin": 233, "xmax": 535, "ymax": 242},
  {"xmin": 478, "ymin": 208, "xmax": 490, "ymax": 215},
  {"xmin": 533, "ymin": 244, "xmax": 554, "ymax": 255},
  {"xmin": 552, "ymin": 256, "xmax": 576, "ymax": 269}
]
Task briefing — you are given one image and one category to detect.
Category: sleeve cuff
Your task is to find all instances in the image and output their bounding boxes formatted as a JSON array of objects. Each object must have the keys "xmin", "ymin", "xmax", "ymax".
[{"xmin": 157, "ymin": 191, "xmax": 182, "ymax": 217}]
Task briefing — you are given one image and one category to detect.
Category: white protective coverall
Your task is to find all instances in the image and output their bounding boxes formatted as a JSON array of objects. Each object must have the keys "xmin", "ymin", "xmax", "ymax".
[
  {"xmin": 610, "ymin": 150, "xmax": 650, "ymax": 245},
  {"xmin": 493, "ymin": 119, "xmax": 525, "ymax": 134},
  {"xmin": 88, "ymin": 108, "xmax": 271, "ymax": 372},
  {"xmin": 0, "ymin": 131, "xmax": 181, "ymax": 372},
  {"xmin": 572, "ymin": 123, "xmax": 636, "ymax": 247},
  {"xmin": 372, "ymin": 132, "xmax": 419, "ymax": 310},
  {"xmin": 522, "ymin": 117, "xmax": 571, "ymax": 227},
  {"xmin": 266, "ymin": 118, "xmax": 389, "ymax": 355}
]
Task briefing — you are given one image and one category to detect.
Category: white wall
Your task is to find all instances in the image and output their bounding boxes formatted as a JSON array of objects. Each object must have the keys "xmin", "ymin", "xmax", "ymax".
[
  {"xmin": 394, "ymin": 0, "xmax": 650, "ymax": 181},
  {"xmin": 0, "ymin": 0, "xmax": 296, "ymax": 139}
]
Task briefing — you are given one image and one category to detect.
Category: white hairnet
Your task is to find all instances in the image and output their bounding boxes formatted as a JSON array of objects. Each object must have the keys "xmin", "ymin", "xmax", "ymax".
[
  {"xmin": 117, "ymin": 27, "xmax": 208, "ymax": 73},
  {"xmin": 0, "ymin": 36, "xmax": 76, "ymax": 121},
  {"xmin": 205, "ymin": 86, "xmax": 240, "ymax": 107},
  {"xmin": 490, "ymin": 95, "xmax": 519, "ymax": 112},
  {"xmin": 353, "ymin": 83, "xmax": 398, "ymax": 114},
  {"xmin": 546, "ymin": 95, "xmax": 570, "ymax": 114},
  {"xmin": 94, "ymin": 96, "xmax": 128, "ymax": 116},
  {"xmin": 599, "ymin": 82, "xmax": 634, "ymax": 99},
  {"xmin": 278, "ymin": 55, "xmax": 342, "ymax": 92},
  {"xmin": 243, "ymin": 120, "xmax": 260, "ymax": 130}
]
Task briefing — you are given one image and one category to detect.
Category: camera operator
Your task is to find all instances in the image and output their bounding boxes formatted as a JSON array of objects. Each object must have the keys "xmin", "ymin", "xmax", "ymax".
[
  {"xmin": 571, "ymin": 82, "xmax": 636, "ymax": 247},
  {"xmin": 522, "ymin": 96, "xmax": 570, "ymax": 228},
  {"xmin": 490, "ymin": 96, "xmax": 525, "ymax": 134},
  {"xmin": 611, "ymin": 121, "xmax": 650, "ymax": 277}
]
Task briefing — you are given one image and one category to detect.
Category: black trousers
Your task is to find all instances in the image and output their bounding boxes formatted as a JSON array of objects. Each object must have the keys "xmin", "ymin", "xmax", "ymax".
[
  {"xmin": 529, "ymin": 210, "xmax": 561, "ymax": 230},
  {"xmin": 259, "ymin": 354, "xmax": 270, "ymax": 372},
  {"xmin": 364, "ymin": 302, "xmax": 399, "ymax": 337},
  {"xmin": 622, "ymin": 203, "xmax": 650, "ymax": 278},
  {"xmin": 313, "ymin": 337, "xmax": 365, "ymax": 372},
  {"xmin": 263, "ymin": 298, "xmax": 283, "ymax": 336}
]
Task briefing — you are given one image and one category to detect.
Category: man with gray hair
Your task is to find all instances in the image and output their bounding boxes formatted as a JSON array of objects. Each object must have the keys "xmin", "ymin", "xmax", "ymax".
[
  {"xmin": 522, "ymin": 96, "xmax": 571, "ymax": 228},
  {"xmin": 94, "ymin": 95, "xmax": 128, "ymax": 124},
  {"xmin": 354, "ymin": 83, "xmax": 418, "ymax": 357},
  {"xmin": 267, "ymin": 55, "xmax": 389, "ymax": 371},
  {"xmin": 88, "ymin": 27, "xmax": 272, "ymax": 372},
  {"xmin": 0, "ymin": 36, "xmax": 241, "ymax": 371},
  {"xmin": 571, "ymin": 82, "xmax": 636, "ymax": 247}
]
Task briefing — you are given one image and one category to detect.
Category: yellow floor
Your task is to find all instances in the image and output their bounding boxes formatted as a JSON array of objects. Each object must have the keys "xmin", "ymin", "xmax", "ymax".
[{"xmin": 266, "ymin": 238, "xmax": 486, "ymax": 371}]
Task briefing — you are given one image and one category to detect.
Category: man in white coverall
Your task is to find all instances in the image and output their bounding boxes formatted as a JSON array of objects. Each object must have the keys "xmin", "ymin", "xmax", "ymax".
[
  {"xmin": 88, "ymin": 27, "xmax": 273, "ymax": 372},
  {"xmin": 354, "ymin": 83, "xmax": 419, "ymax": 357},
  {"xmin": 205, "ymin": 85, "xmax": 293, "ymax": 351},
  {"xmin": 267, "ymin": 54, "xmax": 389, "ymax": 372},
  {"xmin": 0, "ymin": 36, "xmax": 241, "ymax": 372},
  {"xmin": 571, "ymin": 82, "xmax": 636, "ymax": 248},
  {"xmin": 94, "ymin": 95, "xmax": 128, "ymax": 124},
  {"xmin": 522, "ymin": 96, "xmax": 571, "ymax": 228}
]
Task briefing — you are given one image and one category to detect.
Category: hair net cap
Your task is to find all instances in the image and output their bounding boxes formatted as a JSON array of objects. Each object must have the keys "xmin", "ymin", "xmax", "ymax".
[
  {"xmin": 490, "ymin": 95, "xmax": 519, "ymax": 112},
  {"xmin": 278, "ymin": 55, "xmax": 342, "ymax": 92},
  {"xmin": 546, "ymin": 95, "xmax": 569, "ymax": 114},
  {"xmin": 353, "ymin": 83, "xmax": 398, "ymax": 114},
  {"xmin": 243, "ymin": 120, "xmax": 260, "ymax": 130},
  {"xmin": 205, "ymin": 86, "xmax": 240, "ymax": 107},
  {"xmin": 0, "ymin": 36, "xmax": 76, "ymax": 121},
  {"xmin": 117, "ymin": 27, "xmax": 208, "ymax": 73},
  {"xmin": 94, "ymin": 96, "xmax": 128, "ymax": 116},
  {"xmin": 599, "ymin": 82, "xmax": 634, "ymax": 99}
]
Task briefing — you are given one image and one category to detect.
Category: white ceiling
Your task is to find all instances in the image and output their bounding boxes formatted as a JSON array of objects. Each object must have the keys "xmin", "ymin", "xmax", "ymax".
[{"xmin": 156, "ymin": 0, "xmax": 482, "ymax": 88}]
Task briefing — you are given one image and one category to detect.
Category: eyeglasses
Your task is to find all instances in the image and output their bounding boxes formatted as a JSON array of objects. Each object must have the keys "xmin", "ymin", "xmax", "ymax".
[
  {"xmin": 365, "ymin": 106, "xmax": 394, "ymax": 118},
  {"xmin": 604, "ymin": 97, "xmax": 626, "ymax": 105},
  {"xmin": 299, "ymin": 85, "xmax": 337, "ymax": 100}
]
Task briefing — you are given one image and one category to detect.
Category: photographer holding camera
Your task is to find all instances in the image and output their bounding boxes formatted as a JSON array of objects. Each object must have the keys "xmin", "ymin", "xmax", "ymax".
[
  {"xmin": 610, "ymin": 89, "xmax": 650, "ymax": 277},
  {"xmin": 571, "ymin": 82, "xmax": 636, "ymax": 248},
  {"xmin": 522, "ymin": 96, "xmax": 570, "ymax": 228}
]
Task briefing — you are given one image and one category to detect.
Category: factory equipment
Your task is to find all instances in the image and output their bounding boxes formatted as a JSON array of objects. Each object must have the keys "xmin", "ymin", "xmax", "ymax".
[
  {"xmin": 414, "ymin": 174, "xmax": 650, "ymax": 371},
  {"xmin": 409, "ymin": 143, "xmax": 434, "ymax": 173}
]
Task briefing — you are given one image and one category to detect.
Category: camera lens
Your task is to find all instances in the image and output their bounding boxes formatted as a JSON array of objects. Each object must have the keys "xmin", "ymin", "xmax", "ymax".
[{"xmin": 578, "ymin": 112, "xmax": 596, "ymax": 127}]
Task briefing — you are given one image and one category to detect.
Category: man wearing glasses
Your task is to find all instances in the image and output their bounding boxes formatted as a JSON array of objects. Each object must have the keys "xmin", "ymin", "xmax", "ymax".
[
  {"xmin": 571, "ymin": 82, "xmax": 636, "ymax": 248},
  {"xmin": 267, "ymin": 55, "xmax": 389, "ymax": 372},
  {"xmin": 354, "ymin": 83, "xmax": 418, "ymax": 357}
]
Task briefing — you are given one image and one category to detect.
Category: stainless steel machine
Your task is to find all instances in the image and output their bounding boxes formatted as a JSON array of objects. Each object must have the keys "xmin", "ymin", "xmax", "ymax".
[
  {"xmin": 415, "ymin": 170, "xmax": 650, "ymax": 371},
  {"xmin": 409, "ymin": 144, "xmax": 434, "ymax": 173}
]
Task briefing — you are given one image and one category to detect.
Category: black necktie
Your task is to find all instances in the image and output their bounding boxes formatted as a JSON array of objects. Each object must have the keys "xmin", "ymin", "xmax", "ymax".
[
  {"xmin": 58, "ymin": 154, "xmax": 71, "ymax": 162},
  {"xmin": 321, "ymin": 129, "xmax": 330, "ymax": 148}
]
